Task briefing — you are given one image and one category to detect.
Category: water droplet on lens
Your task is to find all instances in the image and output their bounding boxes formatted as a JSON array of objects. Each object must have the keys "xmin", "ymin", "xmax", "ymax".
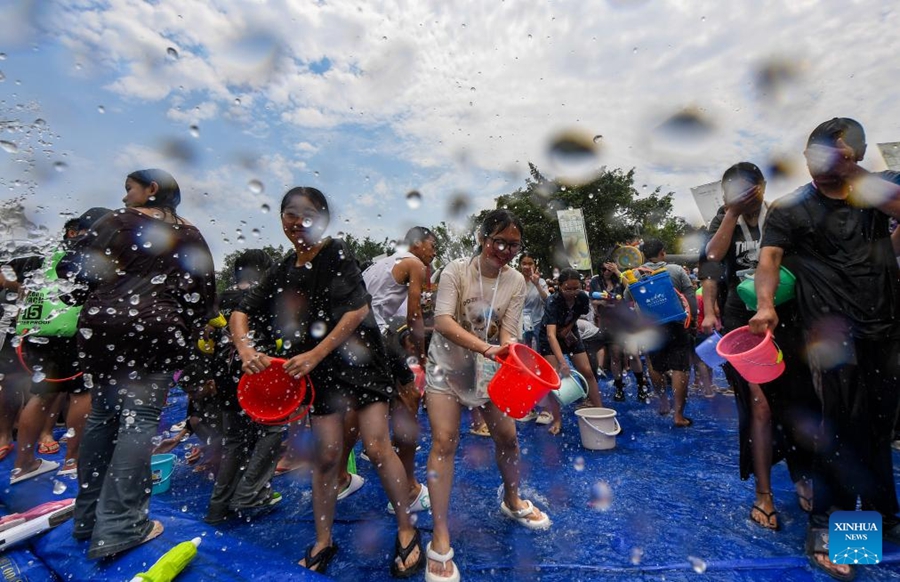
[
  {"xmin": 53, "ymin": 161, "xmax": 67, "ymax": 172},
  {"xmin": 588, "ymin": 480, "xmax": 613, "ymax": 511},
  {"xmin": 304, "ymin": 262, "xmax": 313, "ymax": 270},
  {"xmin": 97, "ymin": 105, "xmax": 105, "ymax": 114},
  {"xmin": 189, "ymin": 124, "xmax": 200, "ymax": 138},
  {"xmin": 1, "ymin": 141, "xmax": 18, "ymax": 154},
  {"xmin": 406, "ymin": 190, "xmax": 422, "ymax": 209},
  {"xmin": 548, "ymin": 129, "xmax": 602, "ymax": 185},
  {"xmin": 53, "ymin": 480, "xmax": 67, "ymax": 494},
  {"xmin": 301, "ymin": 217, "xmax": 313, "ymax": 228},
  {"xmin": 688, "ymin": 556, "xmax": 707, "ymax": 573},
  {"xmin": 630, "ymin": 547, "xmax": 644, "ymax": 565},
  {"xmin": 151, "ymin": 274, "xmax": 167, "ymax": 284},
  {"xmin": 248, "ymin": 179, "xmax": 264, "ymax": 194},
  {"xmin": 260, "ymin": 203, "xmax": 270, "ymax": 213},
  {"xmin": 167, "ymin": 47, "xmax": 179, "ymax": 60},
  {"xmin": 310, "ymin": 321, "xmax": 327, "ymax": 338},
  {"xmin": 65, "ymin": 427, "xmax": 76, "ymax": 438},
  {"xmin": 573, "ymin": 456, "xmax": 585, "ymax": 471}
]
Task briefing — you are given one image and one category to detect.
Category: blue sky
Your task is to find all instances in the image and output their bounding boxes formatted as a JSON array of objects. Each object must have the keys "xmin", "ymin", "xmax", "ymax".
[{"xmin": 2, "ymin": 0, "xmax": 900, "ymax": 264}]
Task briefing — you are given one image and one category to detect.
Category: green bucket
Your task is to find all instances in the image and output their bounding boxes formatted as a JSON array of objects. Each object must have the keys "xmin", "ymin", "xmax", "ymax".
[{"xmin": 736, "ymin": 266, "xmax": 796, "ymax": 311}]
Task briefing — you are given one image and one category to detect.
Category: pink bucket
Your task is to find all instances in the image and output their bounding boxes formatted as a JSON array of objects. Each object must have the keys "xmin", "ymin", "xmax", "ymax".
[{"xmin": 715, "ymin": 326, "xmax": 785, "ymax": 384}]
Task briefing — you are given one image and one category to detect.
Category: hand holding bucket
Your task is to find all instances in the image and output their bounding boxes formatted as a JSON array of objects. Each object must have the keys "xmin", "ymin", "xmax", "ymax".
[
  {"xmin": 715, "ymin": 326, "xmax": 784, "ymax": 383},
  {"xmin": 487, "ymin": 343, "xmax": 560, "ymax": 419},
  {"xmin": 237, "ymin": 357, "xmax": 315, "ymax": 425}
]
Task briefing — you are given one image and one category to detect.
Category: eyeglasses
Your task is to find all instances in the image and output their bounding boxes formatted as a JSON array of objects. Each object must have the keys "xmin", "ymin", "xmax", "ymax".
[{"xmin": 487, "ymin": 236, "xmax": 522, "ymax": 253}]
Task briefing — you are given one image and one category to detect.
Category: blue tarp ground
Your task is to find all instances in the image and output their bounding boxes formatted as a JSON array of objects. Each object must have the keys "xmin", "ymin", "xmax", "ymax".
[{"xmin": 2, "ymin": 372, "xmax": 900, "ymax": 581}]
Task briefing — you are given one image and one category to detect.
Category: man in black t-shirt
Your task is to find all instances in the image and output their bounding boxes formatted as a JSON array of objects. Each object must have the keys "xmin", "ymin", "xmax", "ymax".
[{"xmin": 749, "ymin": 118, "xmax": 900, "ymax": 580}]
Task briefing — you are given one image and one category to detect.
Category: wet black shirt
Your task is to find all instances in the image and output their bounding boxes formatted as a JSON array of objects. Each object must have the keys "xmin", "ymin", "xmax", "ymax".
[
  {"xmin": 236, "ymin": 238, "xmax": 392, "ymax": 390},
  {"xmin": 761, "ymin": 172, "xmax": 900, "ymax": 339}
]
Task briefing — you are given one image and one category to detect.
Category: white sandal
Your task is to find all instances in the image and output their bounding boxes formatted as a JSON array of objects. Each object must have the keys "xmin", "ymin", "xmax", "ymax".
[
  {"xmin": 500, "ymin": 499, "xmax": 551, "ymax": 530},
  {"xmin": 424, "ymin": 541, "xmax": 460, "ymax": 582}
]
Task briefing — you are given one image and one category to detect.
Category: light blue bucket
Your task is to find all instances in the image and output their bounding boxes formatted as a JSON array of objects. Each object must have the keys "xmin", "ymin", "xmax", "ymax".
[
  {"xmin": 150, "ymin": 453, "xmax": 176, "ymax": 495},
  {"xmin": 695, "ymin": 331, "xmax": 726, "ymax": 368},
  {"xmin": 552, "ymin": 370, "xmax": 588, "ymax": 406}
]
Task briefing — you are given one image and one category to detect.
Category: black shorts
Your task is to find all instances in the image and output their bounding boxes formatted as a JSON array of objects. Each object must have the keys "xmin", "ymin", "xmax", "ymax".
[
  {"xmin": 647, "ymin": 322, "xmax": 691, "ymax": 373},
  {"xmin": 16, "ymin": 337, "xmax": 86, "ymax": 395},
  {"xmin": 539, "ymin": 335, "xmax": 586, "ymax": 357},
  {"xmin": 308, "ymin": 378, "xmax": 392, "ymax": 416}
]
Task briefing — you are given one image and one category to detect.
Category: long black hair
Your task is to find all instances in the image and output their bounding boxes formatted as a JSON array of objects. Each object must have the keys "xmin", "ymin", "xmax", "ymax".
[{"xmin": 128, "ymin": 169, "xmax": 181, "ymax": 211}]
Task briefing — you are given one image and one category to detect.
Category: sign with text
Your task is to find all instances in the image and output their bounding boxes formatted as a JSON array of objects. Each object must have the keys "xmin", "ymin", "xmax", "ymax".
[
  {"xmin": 829, "ymin": 510, "xmax": 881, "ymax": 565},
  {"xmin": 690, "ymin": 180, "xmax": 723, "ymax": 226},
  {"xmin": 556, "ymin": 209, "xmax": 592, "ymax": 271}
]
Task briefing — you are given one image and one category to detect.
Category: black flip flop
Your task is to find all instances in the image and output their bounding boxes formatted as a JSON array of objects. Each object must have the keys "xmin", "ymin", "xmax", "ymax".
[
  {"xmin": 301, "ymin": 542, "xmax": 339, "ymax": 574},
  {"xmin": 390, "ymin": 528, "xmax": 425, "ymax": 578}
]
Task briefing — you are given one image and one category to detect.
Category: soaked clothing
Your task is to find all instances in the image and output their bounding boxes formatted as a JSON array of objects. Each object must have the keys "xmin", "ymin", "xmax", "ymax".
[
  {"xmin": 761, "ymin": 174, "xmax": 900, "ymax": 529},
  {"xmin": 538, "ymin": 291, "xmax": 590, "ymax": 356},
  {"xmin": 75, "ymin": 209, "xmax": 217, "ymax": 379},
  {"xmin": 762, "ymin": 173, "xmax": 900, "ymax": 340},
  {"xmin": 72, "ymin": 208, "xmax": 216, "ymax": 559},
  {"xmin": 425, "ymin": 258, "xmax": 525, "ymax": 408},
  {"xmin": 237, "ymin": 238, "xmax": 394, "ymax": 416}
]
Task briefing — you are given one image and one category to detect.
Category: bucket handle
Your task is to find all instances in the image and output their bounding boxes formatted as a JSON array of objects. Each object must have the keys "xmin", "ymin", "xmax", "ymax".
[
  {"xmin": 254, "ymin": 378, "xmax": 316, "ymax": 426},
  {"xmin": 739, "ymin": 338, "xmax": 784, "ymax": 367},
  {"xmin": 15, "ymin": 331, "xmax": 84, "ymax": 383},
  {"xmin": 582, "ymin": 416, "xmax": 622, "ymax": 437}
]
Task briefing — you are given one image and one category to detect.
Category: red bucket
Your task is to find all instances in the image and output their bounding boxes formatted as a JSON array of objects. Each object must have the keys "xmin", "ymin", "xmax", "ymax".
[
  {"xmin": 237, "ymin": 357, "xmax": 315, "ymax": 425},
  {"xmin": 487, "ymin": 343, "xmax": 560, "ymax": 419},
  {"xmin": 715, "ymin": 326, "xmax": 785, "ymax": 384}
]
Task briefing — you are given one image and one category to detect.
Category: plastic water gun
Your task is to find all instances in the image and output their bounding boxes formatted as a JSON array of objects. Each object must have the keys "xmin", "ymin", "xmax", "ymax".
[
  {"xmin": 0, "ymin": 499, "xmax": 75, "ymax": 551},
  {"xmin": 197, "ymin": 313, "xmax": 228, "ymax": 354},
  {"xmin": 130, "ymin": 537, "xmax": 201, "ymax": 582},
  {"xmin": 620, "ymin": 269, "xmax": 640, "ymax": 285}
]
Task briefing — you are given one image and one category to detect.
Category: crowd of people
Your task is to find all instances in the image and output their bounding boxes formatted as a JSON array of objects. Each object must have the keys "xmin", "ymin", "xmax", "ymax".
[{"xmin": 1, "ymin": 116, "xmax": 899, "ymax": 581}]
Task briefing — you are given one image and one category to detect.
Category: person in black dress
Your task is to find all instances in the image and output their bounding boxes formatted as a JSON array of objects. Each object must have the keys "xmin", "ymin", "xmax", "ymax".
[
  {"xmin": 230, "ymin": 187, "xmax": 424, "ymax": 577},
  {"xmin": 72, "ymin": 169, "xmax": 216, "ymax": 560}
]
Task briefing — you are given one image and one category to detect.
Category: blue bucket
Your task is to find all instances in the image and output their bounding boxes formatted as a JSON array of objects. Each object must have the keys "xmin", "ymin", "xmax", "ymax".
[
  {"xmin": 150, "ymin": 453, "xmax": 176, "ymax": 495},
  {"xmin": 695, "ymin": 331, "xmax": 726, "ymax": 368},
  {"xmin": 629, "ymin": 272, "xmax": 687, "ymax": 324},
  {"xmin": 552, "ymin": 370, "xmax": 588, "ymax": 405}
]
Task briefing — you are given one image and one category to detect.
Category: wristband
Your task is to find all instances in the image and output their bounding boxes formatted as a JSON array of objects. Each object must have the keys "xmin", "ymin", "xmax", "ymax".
[{"xmin": 481, "ymin": 345, "xmax": 492, "ymax": 356}]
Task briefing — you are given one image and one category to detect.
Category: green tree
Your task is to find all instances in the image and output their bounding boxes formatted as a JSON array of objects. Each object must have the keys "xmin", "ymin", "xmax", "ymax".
[
  {"xmin": 429, "ymin": 221, "xmax": 476, "ymax": 268},
  {"xmin": 474, "ymin": 163, "xmax": 686, "ymax": 273},
  {"xmin": 344, "ymin": 233, "xmax": 391, "ymax": 265}
]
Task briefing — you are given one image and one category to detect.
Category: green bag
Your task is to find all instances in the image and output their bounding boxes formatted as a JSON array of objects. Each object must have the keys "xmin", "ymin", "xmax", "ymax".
[
  {"xmin": 736, "ymin": 266, "xmax": 797, "ymax": 311},
  {"xmin": 15, "ymin": 249, "xmax": 82, "ymax": 338}
]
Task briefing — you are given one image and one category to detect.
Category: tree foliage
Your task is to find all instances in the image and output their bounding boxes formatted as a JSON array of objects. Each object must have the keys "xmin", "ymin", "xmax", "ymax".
[
  {"xmin": 344, "ymin": 233, "xmax": 392, "ymax": 266},
  {"xmin": 472, "ymin": 163, "xmax": 686, "ymax": 274}
]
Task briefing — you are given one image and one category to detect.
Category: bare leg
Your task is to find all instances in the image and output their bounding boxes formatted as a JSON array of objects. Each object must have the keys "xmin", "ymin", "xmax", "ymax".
[
  {"xmin": 672, "ymin": 371, "xmax": 690, "ymax": 427},
  {"xmin": 277, "ymin": 418, "xmax": 308, "ymax": 473},
  {"xmin": 336, "ymin": 408, "xmax": 359, "ymax": 492},
  {"xmin": 14, "ymin": 393, "xmax": 57, "ymax": 475},
  {"xmin": 748, "ymin": 382, "xmax": 777, "ymax": 528},
  {"xmin": 357, "ymin": 402, "xmax": 420, "ymax": 573},
  {"xmin": 299, "ymin": 413, "xmax": 343, "ymax": 568},
  {"xmin": 391, "ymin": 381, "xmax": 423, "ymax": 500},
  {"xmin": 425, "ymin": 392, "xmax": 461, "ymax": 579},
  {"xmin": 650, "ymin": 369, "xmax": 669, "ymax": 415},
  {"xmin": 572, "ymin": 352, "xmax": 603, "ymax": 407},
  {"xmin": 63, "ymin": 392, "xmax": 90, "ymax": 464},
  {"xmin": 37, "ymin": 393, "xmax": 64, "ymax": 448},
  {"xmin": 480, "ymin": 403, "xmax": 548, "ymax": 522},
  {"xmin": 0, "ymin": 373, "xmax": 26, "ymax": 449}
]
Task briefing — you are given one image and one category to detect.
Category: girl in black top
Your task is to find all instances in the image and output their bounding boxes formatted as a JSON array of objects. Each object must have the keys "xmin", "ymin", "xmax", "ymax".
[
  {"xmin": 230, "ymin": 187, "xmax": 423, "ymax": 577},
  {"xmin": 538, "ymin": 268, "xmax": 604, "ymax": 434},
  {"xmin": 73, "ymin": 169, "xmax": 216, "ymax": 559}
]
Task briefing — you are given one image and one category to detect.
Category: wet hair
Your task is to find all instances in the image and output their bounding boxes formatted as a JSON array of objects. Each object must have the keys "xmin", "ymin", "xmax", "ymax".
[
  {"xmin": 403, "ymin": 226, "xmax": 435, "ymax": 247},
  {"xmin": 280, "ymin": 186, "xmax": 330, "ymax": 219},
  {"xmin": 128, "ymin": 169, "xmax": 181, "ymax": 210},
  {"xmin": 233, "ymin": 249, "xmax": 274, "ymax": 284},
  {"xmin": 721, "ymin": 162, "xmax": 765, "ymax": 187},
  {"xmin": 557, "ymin": 268, "xmax": 581, "ymax": 285},
  {"xmin": 807, "ymin": 117, "xmax": 866, "ymax": 160},
  {"xmin": 476, "ymin": 209, "xmax": 524, "ymax": 254},
  {"xmin": 642, "ymin": 238, "xmax": 665, "ymax": 260}
]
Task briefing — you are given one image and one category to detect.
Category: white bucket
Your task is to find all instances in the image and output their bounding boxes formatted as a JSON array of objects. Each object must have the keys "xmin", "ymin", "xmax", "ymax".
[{"xmin": 574, "ymin": 407, "xmax": 621, "ymax": 450}]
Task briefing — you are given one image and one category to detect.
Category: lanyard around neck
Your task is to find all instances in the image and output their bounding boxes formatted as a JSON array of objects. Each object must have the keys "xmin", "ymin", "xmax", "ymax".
[
  {"xmin": 477, "ymin": 262, "xmax": 500, "ymax": 342},
  {"xmin": 737, "ymin": 202, "xmax": 767, "ymax": 244}
]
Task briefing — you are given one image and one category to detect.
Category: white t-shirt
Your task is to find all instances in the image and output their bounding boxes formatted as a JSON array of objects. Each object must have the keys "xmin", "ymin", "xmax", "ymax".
[
  {"xmin": 521, "ymin": 277, "xmax": 549, "ymax": 332},
  {"xmin": 425, "ymin": 257, "xmax": 526, "ymax": 406}
]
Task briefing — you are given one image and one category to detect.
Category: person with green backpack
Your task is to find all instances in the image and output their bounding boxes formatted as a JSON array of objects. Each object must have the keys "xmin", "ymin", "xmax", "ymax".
[{"xmin": 10, "ymin": 207, "xmax": 111, "ymax": 485}]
